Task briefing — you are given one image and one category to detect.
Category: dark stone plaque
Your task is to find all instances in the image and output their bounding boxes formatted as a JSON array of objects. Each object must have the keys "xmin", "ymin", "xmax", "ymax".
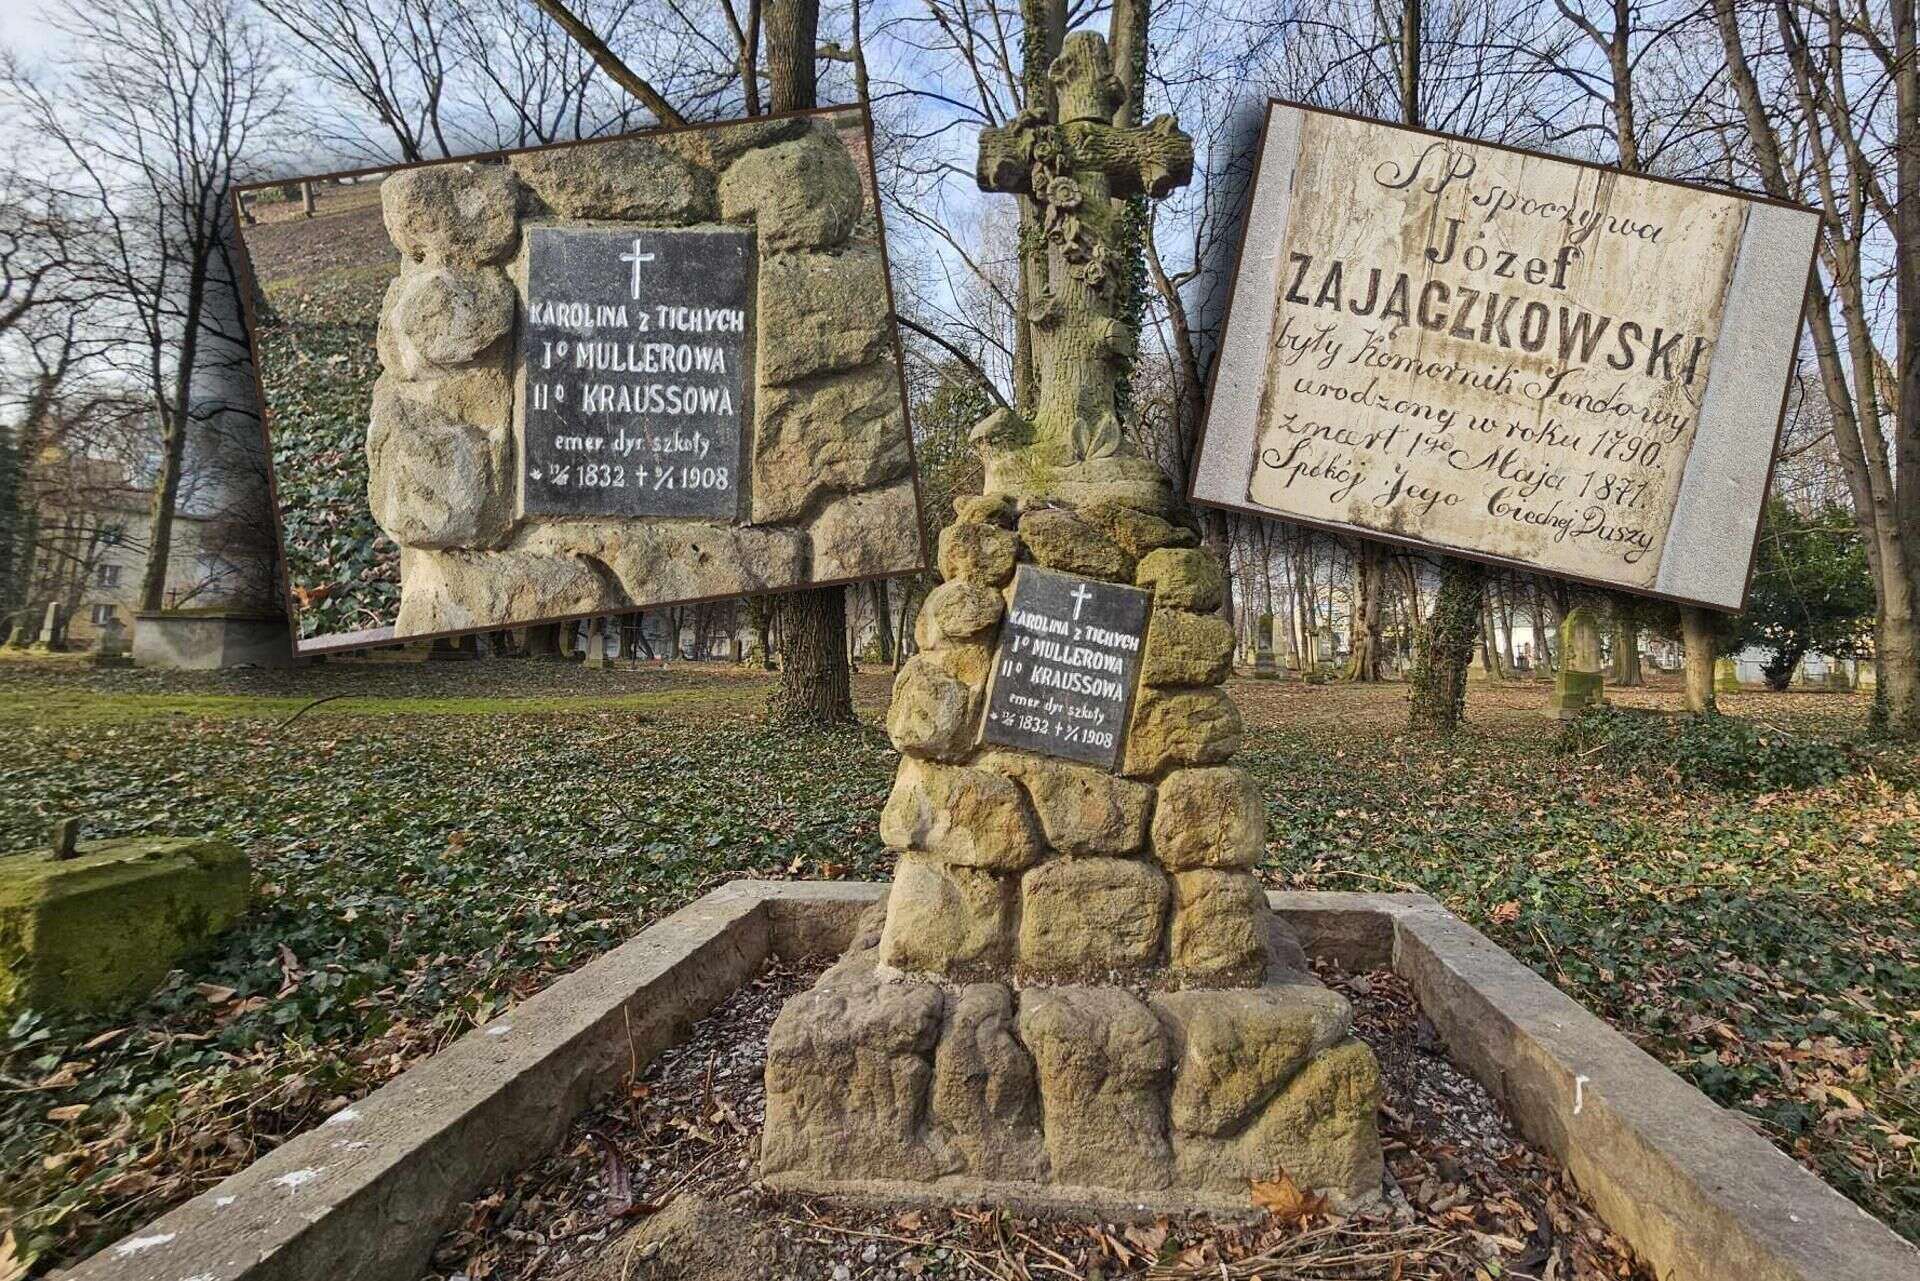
[
  {"xmin": 519, "ymin": 226, "xmax": 752, "ymax": 519},
  {"xmin": 981, "ymin": 565, "xmax": 1152, "ymax": 771}
]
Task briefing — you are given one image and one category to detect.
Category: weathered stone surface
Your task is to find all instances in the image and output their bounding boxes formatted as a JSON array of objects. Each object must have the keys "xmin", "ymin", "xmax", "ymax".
[
  {"xmin": 762, "ymin": 950, "xmax": 948, "ymax": 1181},
  {"xmin": 886, "ymin": 654, "xmax": 977, "ymax": 760},
  {"xmin": 758, "ymin": 244, "xmax": 894, "ymax": 384},
  {"xmin": 1169, "ymin": 869, "xmax": 1269, "ymax": 985},
  {"xmin": 393, "ymin": 546, "xmax": 612, "ymax": 636},
  {"xmin": 1017, "ymin": 507, "xmax": 1133, "ymax": 579},
  {"xmin": 981, "ymin": 751, "xmax": 1151, "ymax": 857},
  {"xmin": 877, "ymin": 852, "xmax": 1017, "ymax": 975},
  {"xmin": 582, "ymin": 1195, "xmax": 778, "ymax": 1280},
  {"xmin": 955, "ymin": 493, "xmax": 1016, "ymax": 526},
  {"xmin": 719, "ymin": 127, "xmax": 864, "ymax": 252},
  {"xmin": 915, "ymin": 580, "xmax": 1003, "ymax": 649},
  {"xmin": 1123, "ymin": 686, "xmax": 1243, "ymax": 777},
  {"xmin": 810, "ymin": 482, "xmax": 923, "ymax": 582},
  {"xmin": 1141, "ymin": 607, "xmax": 1235, "ymax": 687},
  {"xmin": 881, "ymin": 758, "xmax": 1042, "ymax": 871},
  {"xmin": 752, "ymin": 362, "xmax": 911, "ymax": 524},
  {"xmin": 367, "ymin": 377, "xmax": 513, "ymax": 550},
  {"xmin": 1173, "ymin": 1038, "xmax": 1383, "ymax": 1204},
  {"xmin": 379, "ymin": 265, "xmax": 515, "ymax": 378},
  {"xmin": 0, "ymin": 838, "xmax": 247, "ymax": 1019},
  {"xmin": 392, "ymin": 365, "xmax": 513, "ymax": 432},
  {"xmin": 1153, "ymin": 981, "xmax": 1351, "ymax": 1136},
  {"xmin": 1017, "ymin": 987, "xmax": 1172, "ymax": 1189},
  {"xmin": 929, "ymin": 984, "xmax": 1047, "ymax": 1180},
  {"xmin": 1079, "ymin": 499, "xmax": 1195, "ymax": 560},
  {"xmin": 1136, "ymin": 547, "xmax": 1224, "ymax": 612},
  {"xmin": 509, "ymin": 136, "xmax": 716, "ymax": 222},
  {"xmin": 937, "ymin": 520, "xmax": 1019, "ymax": 585},
  {"xmin": 382, "ymin": 161, "xmax": 521, "ymax": 267},
  {"xmin": 655, "ymin": 115, "xmax": 811, "ymax": 172},
  {"xmin": 521, "ymin": 521, "xmax": 806, "ymax": 606},
  {"xmin": 1019, "ymin": 857, "xmax": 1167, "ymax": 975},
  {"xmin": 1151, "ymin": 766, "xmax": 1265, "ymax": 870}
]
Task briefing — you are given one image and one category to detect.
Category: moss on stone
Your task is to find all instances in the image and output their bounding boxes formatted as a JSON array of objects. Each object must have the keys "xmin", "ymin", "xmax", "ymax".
[{"xmin": 0, "ymin": 837, "xmax": 249, "ymax": 1018}]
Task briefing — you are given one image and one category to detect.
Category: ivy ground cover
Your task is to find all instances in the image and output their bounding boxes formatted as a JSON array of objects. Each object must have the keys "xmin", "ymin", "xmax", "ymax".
[{"xmin": 0, "ymin": 660, "xmax": 1912, "ymax": 1273}]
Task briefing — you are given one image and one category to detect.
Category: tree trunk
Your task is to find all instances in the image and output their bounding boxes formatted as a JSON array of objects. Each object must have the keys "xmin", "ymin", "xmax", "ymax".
[
  {"xmin": 1682, "ymin": 606, "xmax": 1718, "ymax": 714},
  {"xmin": 1345, "ymin": 542, "xmax": 1383, "ymax": 681},
  {"xmin": 868, "ymin": 578, "xmax": 894, "ymax": 665},
  {"xmin": 758, "ymin": 0, "xmax": 855, "ymax": 723},
  {"xmin": 770, "ymin": 588, "xmax": 855, "ymax": 725},
  {"xmin": 139, "ymin": 253, "xmax": 211, "ymax": 611},
  {"xmin": 1611, "ymin": 616, "xmax": 1643, "ymax": 686},
  {"xmin": 1409, "ymin": 559, "xmax": 1481, "ymax": 733}
]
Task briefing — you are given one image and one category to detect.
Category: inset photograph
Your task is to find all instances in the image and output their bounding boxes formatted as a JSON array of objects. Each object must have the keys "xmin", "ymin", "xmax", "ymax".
[{"xmin": 237, "ymin": 106, "xmax": 924, "ymax": 652}]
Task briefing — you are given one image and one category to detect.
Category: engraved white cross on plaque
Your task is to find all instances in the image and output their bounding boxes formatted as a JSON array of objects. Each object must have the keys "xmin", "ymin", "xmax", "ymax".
[
  {"xmin": 619, "ymin": 238, "xmax": 655, "ymax": 300},
  {"xmin": 1069, "ymin": 581, "xmax": 1095, "ymax": 620}
]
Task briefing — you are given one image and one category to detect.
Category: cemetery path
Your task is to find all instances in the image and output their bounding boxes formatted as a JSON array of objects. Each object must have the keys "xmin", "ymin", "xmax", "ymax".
[{"xmin": 0, "ymin": 661, "xmax": 1912, "ymax": 1274}]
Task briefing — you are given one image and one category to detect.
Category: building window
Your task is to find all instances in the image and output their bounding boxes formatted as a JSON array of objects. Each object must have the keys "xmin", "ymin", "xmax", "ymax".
[
  {"xmin": 96, "ymin": 563, "xmax": 122, "ymax": 588},
  {"xmin": 99, "ymin": 524, "xmax": 125, "ymax": 547},
  {"xmin": 91, "ymin": 604, "xmax": 116, "ymax": 626}
]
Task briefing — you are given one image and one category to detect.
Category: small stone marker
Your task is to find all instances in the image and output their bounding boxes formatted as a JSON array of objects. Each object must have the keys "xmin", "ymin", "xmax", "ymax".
[
  {"xmin": 1252, "ymin": 612, "xmax": 1278, "ymax": 679},
  {"xmin": 1547, "ymin": 605, "xmax": 1606, "ymax": 718},
  {"xmin": 981, "ymin": 565, "xmax": 1151, "ymax": 771},
  {"xmin": 519, "ymin": 226, "xmax": 752, "ymax": 521},
  {"xmin": 49, "ymin": 818, "xmax": 78, "ymax": 861},
  {"xmin": 1715, "ymin": 656, "xmax": 1742, "ymax": 692}
]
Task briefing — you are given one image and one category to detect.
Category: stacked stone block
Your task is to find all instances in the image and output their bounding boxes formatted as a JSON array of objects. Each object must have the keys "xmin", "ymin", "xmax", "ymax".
[
  {"xmin": 764, "ymin": 495, "xmax": 1384, "ymax": 1213},
  {"xmin": 368, "ymin": 114, "xmax": 921, "ymax": 637}
]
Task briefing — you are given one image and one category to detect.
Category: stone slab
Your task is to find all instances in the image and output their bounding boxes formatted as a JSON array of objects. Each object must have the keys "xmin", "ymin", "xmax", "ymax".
[
  {"xmin": 981, "ymin": 565, "xmax": 1151, "ymax": 771},
  {"xmin": 1189, "ymin": 101, "xmax": 1820, "ymax": 612},
  {"xmin": 66, "ymin": 884, "xmax": 1919, "ymax": 1281},
  {"xmin": 517, "ymin": 225, "xmax": 751, "ymax": 520},
  {"xmin": 0, "ymin": 838, "xmax": 248, "ymax": 1018},
  {"xmin": 62, "ymin": 887, "xmax": 772, "ymax": 1281},
  {"xmin": 132, "ymin": 611, "xmax": 294, "ymax": 670}
]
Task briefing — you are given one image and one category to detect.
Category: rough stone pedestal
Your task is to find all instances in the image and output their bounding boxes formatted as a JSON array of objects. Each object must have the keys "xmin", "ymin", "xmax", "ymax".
[{"xmin": 763, "ymin": 495, "xmax": 1383, "ymax": 1216}]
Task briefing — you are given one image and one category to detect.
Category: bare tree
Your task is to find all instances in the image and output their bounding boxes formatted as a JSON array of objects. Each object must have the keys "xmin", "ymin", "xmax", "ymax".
[{"xmin": 9, "ymin": 0, "xmax": 281, "ymax": 613}]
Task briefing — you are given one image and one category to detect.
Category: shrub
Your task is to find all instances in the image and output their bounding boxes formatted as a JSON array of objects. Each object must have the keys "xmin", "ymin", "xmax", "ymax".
[{"xmin": 1556, "ymin": 706, "xmax": 1853, "ymax": 791}]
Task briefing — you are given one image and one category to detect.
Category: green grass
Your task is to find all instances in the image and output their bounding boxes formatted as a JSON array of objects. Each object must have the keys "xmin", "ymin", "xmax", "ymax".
[{"xmin": 0, "ymin": 664, "xmax": 1913, "ymax": 1273}]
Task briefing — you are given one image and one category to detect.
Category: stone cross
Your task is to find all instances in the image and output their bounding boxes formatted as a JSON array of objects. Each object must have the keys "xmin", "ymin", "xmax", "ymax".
[{"xmin": 974, "ymin": 32, "xmax": 1192, "ymax": 497}]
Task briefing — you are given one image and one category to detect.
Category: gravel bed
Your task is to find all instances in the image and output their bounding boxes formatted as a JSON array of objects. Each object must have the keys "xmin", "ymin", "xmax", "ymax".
[{"xmin": 424, "ymin": 959, "xmax": 1649, "ymax": 1281}]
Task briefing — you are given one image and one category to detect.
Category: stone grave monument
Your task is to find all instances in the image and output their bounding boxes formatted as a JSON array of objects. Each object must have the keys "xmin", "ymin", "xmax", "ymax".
[
  {"xmin": 368, "ymin": 111, "xmax": 919, "ymax": 639},
  {"xmin": 1252, "ymin": 612, "xmax": 1279, "ymax": 679},
  {"xmin": 1546, "ymin": 605, "xmax": 1605, "ymax": 719},
  {"xmin": 1715, "ymin": 655, "xmax": 1742, "ymax": 693},
  {"xmin": 30, "ymin": 601, "xmax": 67, "ymax": 652},
  {"xmin": 761, "ymin": 36, "xmax": 1383, "ymax": 1216}
]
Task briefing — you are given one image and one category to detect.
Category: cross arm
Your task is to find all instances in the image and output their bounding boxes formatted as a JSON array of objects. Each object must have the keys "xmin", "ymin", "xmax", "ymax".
[{"xmin": 974, "ymin": 113, "xmax": 1194, "ymax": 198}]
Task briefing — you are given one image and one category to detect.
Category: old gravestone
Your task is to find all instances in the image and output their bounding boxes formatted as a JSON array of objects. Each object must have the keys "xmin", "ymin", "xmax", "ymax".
[
  {"xmin": 359, "ymin": 113, "xmax": 920, "ymax": 643},
  {"xmin": 1546, "ymin": 605, "xmax": 1605, "ymax": 719},
  {"xmin": 761, "ymin": 35, "xmax": 1383, "ymax": 1215},
  {"xmin": 1252, "ymin": 612, "xmax": 1279, "ymax": 679},
  {"xmin": 1190, "ymin": 101, "xmax": 1820, "ymax": 617}
]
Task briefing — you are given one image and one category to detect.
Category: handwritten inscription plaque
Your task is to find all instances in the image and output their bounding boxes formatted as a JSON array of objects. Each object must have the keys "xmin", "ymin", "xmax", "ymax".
[
  {"xmin": 981, "ymin": 566, "xmax": 1151, "ymax": 771},
  {"xmin": 1191, "ymin": 102, "xmax": 1820, "ymax": 610},
  {"xmin": 519, "ymin": 226, "xmax": 751, "ymax": 519}
]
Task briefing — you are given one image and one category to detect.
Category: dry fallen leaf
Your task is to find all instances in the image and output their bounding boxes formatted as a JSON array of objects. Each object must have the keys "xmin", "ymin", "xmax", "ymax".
[
  {"xmin": 0, "ymin": 1229, "xmax": 27, "ymax": 1281},
  {"xmin": 196, "ymin": 982, "xmax": 237, "ymax": 1004},
  {"xmin": 1251, "ymin": 1169, "xmax": 1330, "ymax": 1225},
  {"xmin": 1489, "ymin": 900, "xmax": 1522, "ymax": 925},
  {"xmin": 45, "ymin": 1104, "xmax": 88, "ymax": 1123}
]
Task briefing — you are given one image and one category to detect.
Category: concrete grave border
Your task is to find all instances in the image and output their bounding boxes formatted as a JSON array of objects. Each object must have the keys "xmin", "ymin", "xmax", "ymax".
[{"xmin": 65, "ymin": 883, "xmax": 1919, "ymax": 1281}]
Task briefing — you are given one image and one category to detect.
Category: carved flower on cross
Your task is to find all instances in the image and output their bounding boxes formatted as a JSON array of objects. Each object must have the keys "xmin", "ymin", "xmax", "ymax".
[{"xmin": 1045, "ymin": 176, "xmax": 1083, "ymax": 210}]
